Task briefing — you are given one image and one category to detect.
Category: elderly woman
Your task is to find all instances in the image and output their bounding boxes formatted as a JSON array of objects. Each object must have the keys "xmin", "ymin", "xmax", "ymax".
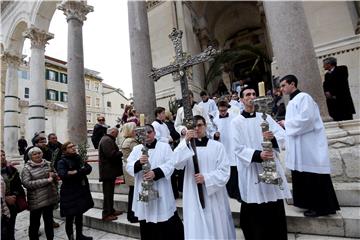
[
  {"xmin": 57, "ymin": 141, "xmax": 93, "ymax": 240},
  {"xmin": 1, "ymin": 149, "xmax": 26, "ymax": 240},
  {"xmin": 120, "ymin": 122, "xmax": 139, "ymax": 223},
  {"xmin": 21, "ymin": 147, "xmax": 58, "ymax": 240}
]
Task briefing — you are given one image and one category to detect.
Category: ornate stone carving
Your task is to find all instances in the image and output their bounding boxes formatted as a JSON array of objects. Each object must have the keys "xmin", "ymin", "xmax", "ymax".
[
  {"xmin": 1, "ymin": 52, "xmax": 22, "ymax": 66},
  {"xmin": 23, "ymin": 27, "xmax": 54, "ymax": 49},
  {"xmin": 146, "ymin": 1, "xmax": 162, "ymax": 10},
  {"xmin": 57, "ymin": 0, "xmax": 93, "ymax": 23}
]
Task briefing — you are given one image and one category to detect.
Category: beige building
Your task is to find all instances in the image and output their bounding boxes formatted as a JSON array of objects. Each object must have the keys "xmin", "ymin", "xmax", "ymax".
[
  {"xmin": 102, "ymin": 82, "xmax": 129, "ymax": 127},
  {"xmin": 17, "ymin": 56, "xmax": 128, "ymax": 143}
]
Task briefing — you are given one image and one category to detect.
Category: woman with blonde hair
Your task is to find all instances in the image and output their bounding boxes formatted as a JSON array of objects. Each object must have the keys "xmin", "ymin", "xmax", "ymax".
[{"xmin": 120, "ymin": 122, "xmax": 139, "ymax": 223}]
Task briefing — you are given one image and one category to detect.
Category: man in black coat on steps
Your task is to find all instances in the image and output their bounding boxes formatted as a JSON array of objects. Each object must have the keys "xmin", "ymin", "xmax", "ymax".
[
  {"xmin": 323, "ymin": 57, "xmax": 356, "ymax": 121},
  {"xmin": 98, "ymin": 127, "xmax": 123, "ymax": 221}
]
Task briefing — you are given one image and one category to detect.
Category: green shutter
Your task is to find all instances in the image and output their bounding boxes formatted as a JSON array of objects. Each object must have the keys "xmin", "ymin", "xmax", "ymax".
[
  {"xmin": 45, "ymin": 69, "xmax": 49, "ymax": 80},
  {"xmin": 46, "ymin": 89, "xmax": 50, "ymax": 100},
  {"xmin": 55, "ymin": 91, "xmax": 59, "ymax": 101},
  {"xmin": 55, "ymin": 72, "xmax": 59, "ymax": 82}
]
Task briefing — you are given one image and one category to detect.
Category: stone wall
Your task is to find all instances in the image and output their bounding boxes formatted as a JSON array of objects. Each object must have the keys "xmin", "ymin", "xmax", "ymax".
[{"xmin": 326, "ymin": 119, "xmax": 360, "ymax": 182}]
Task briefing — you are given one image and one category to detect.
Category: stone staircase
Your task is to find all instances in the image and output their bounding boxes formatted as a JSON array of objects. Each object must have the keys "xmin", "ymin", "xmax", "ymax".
[
  {"xmin": 52, "ymin": 120, "xmax": 360, "ymax": 239},
  {"xmin": 53, "ymin": 179, "xmax": 360, "ymax": 239}
]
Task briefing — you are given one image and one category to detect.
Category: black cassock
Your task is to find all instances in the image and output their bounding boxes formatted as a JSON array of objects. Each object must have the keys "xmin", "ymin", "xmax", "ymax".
[{"xmin": 323, "ymin": 65, "xmax": 356, "ymax": 121}]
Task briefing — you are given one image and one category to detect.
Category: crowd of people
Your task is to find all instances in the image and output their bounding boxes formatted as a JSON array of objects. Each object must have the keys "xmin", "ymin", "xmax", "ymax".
[{"xmin": 2, "ymin": 67, "xmax": 352, "ymax": 240}]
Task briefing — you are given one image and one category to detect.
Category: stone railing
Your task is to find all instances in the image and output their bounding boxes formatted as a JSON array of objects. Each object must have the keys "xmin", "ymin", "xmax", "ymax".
[{"xmin": 325, "ymin": 119, "xmax": 360, "ymax": 182}]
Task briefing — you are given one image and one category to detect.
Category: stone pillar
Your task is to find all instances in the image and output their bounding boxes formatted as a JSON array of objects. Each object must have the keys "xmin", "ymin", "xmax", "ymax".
[
  {"xmin": 58, "ymin": 0, "xmax": 93, "ymax": 145},
  {"xmin": 263, "ymin": 2, "xmax": 329, "ymax": 118},
  {"xmin": 24, "ymin": 27, "xmax": 54, "ymax": 139},
  {"xmin": 2, "ymin": 52, "xmax": 21, "ymax": 157},
  {"xmin": 128, "ymin": 1, "xmax": 156, "ymax": 123}
]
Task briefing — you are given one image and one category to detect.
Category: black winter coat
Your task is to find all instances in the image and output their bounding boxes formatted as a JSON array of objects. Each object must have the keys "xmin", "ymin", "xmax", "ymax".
[
  {"xmin": 91, "ymin": 124, "xmax": 108, "ymax": 149},
  {"xmin": 323, "ymin": 65, "xmax": 356, "ymax": 120},
  {"xmin": 57, "ymin": 154, "xmax": 94, "ymax": 217}
]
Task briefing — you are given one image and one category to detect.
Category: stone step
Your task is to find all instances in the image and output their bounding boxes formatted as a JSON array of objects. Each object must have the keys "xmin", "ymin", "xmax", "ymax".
[
  {"xmin": 287, "ymin": 182, "xmax": 360, "ymax": 207},
  {"xmin": 87, "ymin": 192, "xmax": 360, "ymax": 238},
  {"xmin": 54, "ymin": 207, "xmax": 359, "ymax": 240},
  {"xmin": 89, "ymin": 179, "xmax": 129, "ymax": 195},
  {"xmin": 88, "ymin": 180, "xmax": 360, "ymax": 207}
]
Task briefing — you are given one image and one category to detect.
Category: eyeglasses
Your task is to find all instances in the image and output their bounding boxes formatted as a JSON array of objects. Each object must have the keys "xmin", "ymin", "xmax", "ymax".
[
  {"xmin": 99, "ymin": 119, "xmax": 105, "ymax": 122},
  {"xmin": 195, "ymin": 123, "xmax": 205, "ymax": 128}
]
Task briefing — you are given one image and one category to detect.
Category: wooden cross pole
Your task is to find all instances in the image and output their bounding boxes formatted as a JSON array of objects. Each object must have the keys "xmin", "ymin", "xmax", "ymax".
[{"xmin": 149, "ymin": 28, "xmax": 219, "ymax": 209}]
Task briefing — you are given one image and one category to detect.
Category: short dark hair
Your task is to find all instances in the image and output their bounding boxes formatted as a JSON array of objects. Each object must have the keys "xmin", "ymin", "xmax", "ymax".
[
  {"xmin": 217, "ymin": 99, "xmax": 230, "ymax": 108},
  {"xmin": 323, "ymin": 57, "xmax": 337, "ymax": 66},
  {"xmin": 48, "ymin": 133, "xmax": 56, "ymax": 139},
  {"xmin": 280, "ymin": 74, "xmax": 298, "ymax": 87},
  {"xmin": 154, "ymin": 107, "xmax": 165, "ymax": 117},
  {"xmin": 194, "ymin": 115, "xmax": 206, "ymax": 125},
  {"xmin": 200, "ymin": 91, "xmax": 207, "ymax": 97},
  {"xmin": 240, "ymin": 85, "xmax": 256, "ymax": 98}
]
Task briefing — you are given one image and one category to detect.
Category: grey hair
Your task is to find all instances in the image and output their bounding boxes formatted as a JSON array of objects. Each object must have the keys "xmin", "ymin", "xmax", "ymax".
[
  {"xmin": 107, "ymin": 127, "xmax": 119, "ymax": 135},
  {"xmin": 28, "ymin": 147, "xmax": 43, "ymax": 159},
  {"xmin": 323, "ymin": 57, "xmax": 337, "ymax": 66}
]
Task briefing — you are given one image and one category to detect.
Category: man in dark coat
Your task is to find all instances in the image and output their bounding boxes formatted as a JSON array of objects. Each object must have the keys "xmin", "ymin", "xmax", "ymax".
[
  {"xmin": 323, "ymin": 57, "xmax": 356, "ymax": 121},
  {"xmin": 18, "ymin": 136, "xmax": 28, "ymax": 155},
  {"xmin": 91, "ymin": 116, "xmax": 109, "ymax": 149},
  {"xmin": 47, "ymin": 133, "xmax": 63, "ymax": 171},
  {"xmin": 98, "ymin": 127, "xmax": 123, "ymax": 221}
]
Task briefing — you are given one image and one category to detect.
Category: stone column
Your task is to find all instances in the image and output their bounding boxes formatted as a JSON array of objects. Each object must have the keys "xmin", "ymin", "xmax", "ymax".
[
  {"xmin": 2, "ymin": 52, "xmax": 21, "ymax": 157},
  {"xmin": 24, "ymin": 27, "xmax": 54, "ymax": 139},
  {"xmin": 263, "ymin": 2, "xmax": 329, "ymax": 118},
  {"xmin": 128, "ymin": 1, "xmax": 156, "ymax": 123},
  {"xmin": 58, "ymin": 0, "xmax": 93, "ymax": 145}
]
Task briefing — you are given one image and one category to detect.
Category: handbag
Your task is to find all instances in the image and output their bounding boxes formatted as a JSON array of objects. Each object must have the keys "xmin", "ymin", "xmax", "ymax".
[{"xmin": 15, "ymin": 195, "xmax": 28, "ymax": 213}]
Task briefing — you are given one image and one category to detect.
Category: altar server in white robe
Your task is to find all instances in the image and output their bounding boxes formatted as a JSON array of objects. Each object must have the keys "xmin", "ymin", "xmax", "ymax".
[
  {"xmin": 212, "ymin": 98, "xmax": 241, "ymax": 201},
  {"xmin": 126, "ymin": 124, "xmax": 184, "ymax": 240},
  {"xmin": 175, "ymin": 90, "xmax": 213, "ymax": 138},
  {"xmin": 278, "ymin": 75, "xmax": 340, "ymax": 217},
  {"xmin": 198, "ymin": 90, "xmax": 217, "ymax": 117},
  {"xmin": 174, "ymin": 115, "xmax": 236, "ymax": 240},
  {"xmin": 232, "ymin": 86, "xmax": 292, "ymax": 240},
  {"xmin": 152, "ymin": 107, "xmax": 172, "ymax": 143},
  {"xmin": 230, "ymin": 91, "xmax": 245, "ymax": 113}
]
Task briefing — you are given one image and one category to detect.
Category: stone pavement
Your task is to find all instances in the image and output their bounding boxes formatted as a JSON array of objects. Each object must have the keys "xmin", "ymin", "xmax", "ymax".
[{"xmin": 14, "ymin": 211, "xmax": 136, "ymax": 240}]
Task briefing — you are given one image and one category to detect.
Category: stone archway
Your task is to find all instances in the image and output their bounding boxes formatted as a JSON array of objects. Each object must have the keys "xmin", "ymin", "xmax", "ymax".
[
  {"xmin": 191, "ymin": 2, "xmax": 272, "ymax": 95},
  {"xmin": 1, "ymin": 1, "xmax": 58, "ymax": 156}
]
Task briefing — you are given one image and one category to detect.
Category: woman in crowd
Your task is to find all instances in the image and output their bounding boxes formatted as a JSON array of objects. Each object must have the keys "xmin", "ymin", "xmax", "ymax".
[
  {"xmin": 126, "ymin": 109, "xmax": 140, "ymax": 126},
  {"xmin": 21, "ymin": 147, "xmax": 59, "ymax": 240},
  {"xmin": 120, "ymin": 122, "xmax": 139, "ymax": 223},
  {"xmin": 57, "ymin": 141, "xmax": 94, "ymax": 240},
  {"xmin": 1, "ymin": 149, "xmax": 26, "ymax": 240}
]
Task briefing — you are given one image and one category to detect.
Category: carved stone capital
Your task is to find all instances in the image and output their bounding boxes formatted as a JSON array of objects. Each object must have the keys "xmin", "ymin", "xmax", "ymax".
[
  {"xmin": 57, "ymin": 0, "xmax": 93, "ymax": 23},
  {"xmin": 1, "ymin": 52, "xmax": 22, "ymax": 66},
  {"xmin": 23, "ymin": 27, "xmax": 54, "ymax": 50}
]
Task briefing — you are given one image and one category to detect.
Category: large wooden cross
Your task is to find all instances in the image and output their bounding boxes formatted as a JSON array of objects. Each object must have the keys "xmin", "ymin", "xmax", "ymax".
[{"xmin": 149, "ymin": 28, "xmax": 219, "ymax": 208}]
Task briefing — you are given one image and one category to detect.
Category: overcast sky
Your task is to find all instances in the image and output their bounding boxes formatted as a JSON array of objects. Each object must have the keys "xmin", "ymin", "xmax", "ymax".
[{"xmin": 23, "ymin": 0, "xmax": 133, "ymax": 98}]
